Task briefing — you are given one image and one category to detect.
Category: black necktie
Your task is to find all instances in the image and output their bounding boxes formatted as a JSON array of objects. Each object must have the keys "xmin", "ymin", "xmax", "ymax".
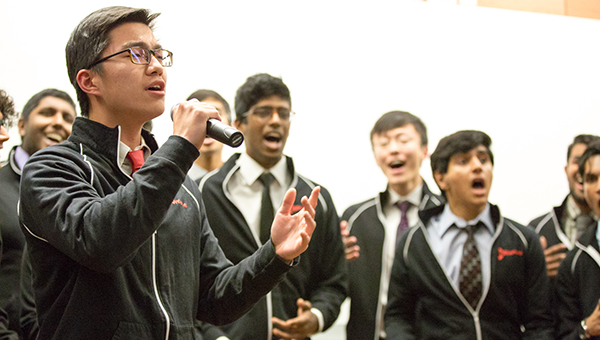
[
  {"xmin": 396, "ymin": 201, "xmax": 412, "ymax": 248},
  {"xmin": 459, "ymin": 222, "xmax": 483, "ymax": 310},
  {"xmin": 258, "ymin": 173, "xmax": 275, "ymax": 245}
]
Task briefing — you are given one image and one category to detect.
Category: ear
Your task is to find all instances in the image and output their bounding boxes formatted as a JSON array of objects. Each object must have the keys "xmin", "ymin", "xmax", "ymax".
[
  {"xmin": 18, "ymin": 117, "xmax": 26, "ymax": 138},
  {"xmin": 234, "ymin": 119, "xmax": 244, "ymax": 131},
  {"xmin": 564, "ymin": 164, "xmax": 568, "ymax": 177},
  {"xmin": 76, "ymin": 69, "xmax": 101, "ymax": 96},
  {"xmin": 421, "ymin": 145, "xmax": 429, "ymax": 159},
  {"xmin": 434, "ymin": 171, "xmax": 448, "ymax": 192}
]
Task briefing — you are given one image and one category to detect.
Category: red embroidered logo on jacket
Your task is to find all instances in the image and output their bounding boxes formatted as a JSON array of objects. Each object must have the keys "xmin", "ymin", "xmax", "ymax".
[
  {"xmin": 172, "ymin": 199, "xmax": 188, "ymax": 208},
  {"xmin": 497, "ymin": 247, "xmax": 523, "ymax": 261}
]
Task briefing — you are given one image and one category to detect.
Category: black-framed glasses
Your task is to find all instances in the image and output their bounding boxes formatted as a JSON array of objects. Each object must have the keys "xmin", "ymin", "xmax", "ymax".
[
  {"xmin": 87, "ymin": 47, "xmax": 173, "ymax": 69},
  {"xmin": 243, "ymin": 106, "xmax": 295, "ymax": 122}
]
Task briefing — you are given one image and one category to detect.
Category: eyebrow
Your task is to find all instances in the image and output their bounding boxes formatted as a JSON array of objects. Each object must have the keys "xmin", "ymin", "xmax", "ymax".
[{"xmin": 121, "ymin": 41, "xmax": 162, "ymax": 50}]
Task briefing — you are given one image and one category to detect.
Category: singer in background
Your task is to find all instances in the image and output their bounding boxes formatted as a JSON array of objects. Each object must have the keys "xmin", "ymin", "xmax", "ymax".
[
  {"xmin": 340, "ymin": 111, "xmax": 443, "ymax": 340},
  {"xmin": 0, "ymin": 88, "xmax": 19, "ymax": 340},
  {"xmin": 199, "ymin": 73, "xmax": 347, "ymax": 340},
  {"xmin": 186, "ymin": 89, "xmax": 231, "ymax": 183},
  {"xmin": 18, "ymin": 7, "xmax": 321, "ymax": 340}
]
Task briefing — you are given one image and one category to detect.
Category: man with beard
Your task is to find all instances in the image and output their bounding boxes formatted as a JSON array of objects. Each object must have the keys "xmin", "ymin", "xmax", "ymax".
[
  {"xmin": 529, "ymin": 134, "xmax": 600, "ymax": 335},
  {"xmin": 0, "ymin": 88, "xmax": 76, "ymax": 337},
  {"xmin": 556, "ymin": 140, "xmax": 600, "ymax": 339}
]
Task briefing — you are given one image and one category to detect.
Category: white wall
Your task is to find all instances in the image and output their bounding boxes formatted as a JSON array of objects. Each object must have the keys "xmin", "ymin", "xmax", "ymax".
[
  {"xmin": 2, "ymin": 0, "xmax": 600, "ymax": 226},
  {"xmin": 2, "ymin": 1, "xmax": 600, "ymax": 339}
]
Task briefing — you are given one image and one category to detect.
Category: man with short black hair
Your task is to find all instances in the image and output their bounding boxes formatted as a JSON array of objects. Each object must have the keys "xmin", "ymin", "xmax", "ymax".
[
  {"xmin": 200, "ymin": 73, "xmax": 346, "ymax": 340},
  {"xmin": 0, "ymin": 88, "xmax": 76, "ymax": 337},
  {"xmin": 341, "ymin": 110, "xmax": 443, "ymax": 340},
  {"xmin": 186, "ymin": 89, "xmax": 231, "ymax": 182},
  {"xmin": 556, "ymin": 140, "xmax": 600, "ymax": 340},
  {"xmin": 19, "ymin": 7, "xmax": 319, "ymax": 339},
  {"xmin": 529, "ymin": 134, "xmax": 600, "ymax": 278},
  {"xmin": 385, "ymin": 130, "xmax": 553, "ymax": 340}
]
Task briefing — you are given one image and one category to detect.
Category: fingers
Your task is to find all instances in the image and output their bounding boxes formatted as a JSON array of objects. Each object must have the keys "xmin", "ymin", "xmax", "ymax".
[
  {"xmin": 545, "ymin": 243, "xmax": 568, "ymax": 256},
  {"xmin": 172, "ymin": 100, "xmax": 222, "ymax": 149},
  {"xmin": 307, "ymin": 186, "xmax": 320, "ymax": 209},
  {"xmin": 341, "ymin": 220, "xmax": 360, "ymax": 261},
  {"xmin": 540, "ymin": 236, "xmax": 547, "ymax": 250},
  {"xmin": 278, "ymin": 188, "xmax": 298, "ymax": 215}
]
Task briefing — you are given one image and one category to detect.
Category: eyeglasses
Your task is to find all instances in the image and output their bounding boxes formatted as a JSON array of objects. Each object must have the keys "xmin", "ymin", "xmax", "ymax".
[
  {"xmin": 243, "ymin": 106, "xmax": 295, "ymax": 122},
  {"xmin": 87, "ymin": 47, "xmax": 173, "ymax": 69}
]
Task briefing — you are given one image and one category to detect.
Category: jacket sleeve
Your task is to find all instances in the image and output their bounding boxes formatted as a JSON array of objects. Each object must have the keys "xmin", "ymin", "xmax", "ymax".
[
  {"xmin": 384, "ymin": 234, "xmax": 417, "ymax": 340},
  {"xmin": 521, "ymin": 231, "xmax": 554, "ymax": 340},
  {"xmin": 556, "ymin": 249, "xmax": 585, "ymax": 340},
  {"xmin": 305, "ymin": 188, "xmax": 347, "ymax": 331},
  {"xmin": 19, "ymin": 136, "xmax": 199, "ymax": 273},
  {"xmin": 192, "ymin": 184, "xmax": 294, "ymax": 325}
]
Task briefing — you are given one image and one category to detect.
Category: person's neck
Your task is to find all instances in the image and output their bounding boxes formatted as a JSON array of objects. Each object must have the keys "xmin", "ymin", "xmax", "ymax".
[
  {"xmin": 447, "ymin": 199, "xmax": 486, "ymax": 221},
  {"xmin": 574, "ymin": 198, "xmax": 592, "ymax": 215},
  {"xmin": 389, "ymin": 176, "xmax": 422, "ymax": 197},
  {"xmin": 195, "ymin": 152, "xmax": 223, "ymax": 172},
  {"xmin": 89, "ymin": 110, "xmax": 143, "ymax": 150}
]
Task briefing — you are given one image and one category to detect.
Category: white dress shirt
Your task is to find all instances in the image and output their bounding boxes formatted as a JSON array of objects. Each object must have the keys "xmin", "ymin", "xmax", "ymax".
[
  {"xmin": 425, "ymin": 203, "xmax": 495, "ymax": 293},
  {"xmin": 378, "ymin": 184, "xmax": 423, "ymax": 338},
  {"xmin": 226, "ymin": 153, "xmax": 325, "ymax": 334}
]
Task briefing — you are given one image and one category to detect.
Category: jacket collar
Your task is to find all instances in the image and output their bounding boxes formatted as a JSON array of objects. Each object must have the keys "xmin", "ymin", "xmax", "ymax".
[
  {"xmin": 419, "ymin": 202, "xmax": 501, "ymax": 228},
  {"xmin": 379, "ymin": 180, "xmax": 443, "ymax": 210},
  {"xmin": 67, "ymin": 117, "xmax": 158, "ymax": 165}
]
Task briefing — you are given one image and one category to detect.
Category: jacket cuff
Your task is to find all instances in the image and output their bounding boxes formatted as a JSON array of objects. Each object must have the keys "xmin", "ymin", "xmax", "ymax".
[{"xmin": 153, "ymin": 136, "xmax": 199, "ymax": 174}]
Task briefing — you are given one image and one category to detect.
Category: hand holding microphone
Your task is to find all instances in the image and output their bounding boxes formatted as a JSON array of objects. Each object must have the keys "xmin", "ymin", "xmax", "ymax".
[{"xmin": 170, "ymin": 101, "xmax": 244, "ymax": 148}]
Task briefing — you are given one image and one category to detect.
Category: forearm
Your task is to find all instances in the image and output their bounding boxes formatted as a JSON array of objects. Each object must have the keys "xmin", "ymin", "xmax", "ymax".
[
  {"xmin": 197, "ymin": 239, "xmax": 294, "ymax": 325},
  {"xmin": 20, "ymin": 136, "xmax": 199, "ymax": 272}
]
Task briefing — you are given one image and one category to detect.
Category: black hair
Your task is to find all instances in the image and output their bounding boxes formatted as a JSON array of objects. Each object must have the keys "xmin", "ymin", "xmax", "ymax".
[
  {"xmin": 66, "ymin": 6, "xmax": 159, "ymax": 116},
  {"xmin": 234, "ymin": 73, "xmax": 290, "ymax": 123},
  {"xmin": 187, "ymin": 89, "xmax": 231, "ymax": 123},
  {"xmin": 370, "ymin": 110, "xmax": 428, "ymax": 146},
  {"xmin": 578, "ymin": 140, "xmax": 600, "ymax": 181},
  {"xmin": 0, "ymin": 89, "xmax": 17, "ymax": 128},
  {"xmin": 567, "ymin": 134, "xmax": 600, "ymax": 162},
  {"xmin": 21, "ymin": 88, "xmax": 76, "ymax": 122},
  {"xmin": 431, "ymin": 130, "xmax": 494, "ymax": 175}
]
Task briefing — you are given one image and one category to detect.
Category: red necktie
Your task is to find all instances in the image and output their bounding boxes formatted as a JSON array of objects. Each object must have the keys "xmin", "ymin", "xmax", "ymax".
[{"xmin": 126, "ymin": 149, "xmax": 145, "ymax": 174}]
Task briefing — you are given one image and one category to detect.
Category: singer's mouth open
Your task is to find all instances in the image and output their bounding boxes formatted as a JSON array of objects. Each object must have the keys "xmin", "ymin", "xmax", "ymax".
[{"xmin": 389, "ymin": 160, "xmax": 405, "ymax": 169}]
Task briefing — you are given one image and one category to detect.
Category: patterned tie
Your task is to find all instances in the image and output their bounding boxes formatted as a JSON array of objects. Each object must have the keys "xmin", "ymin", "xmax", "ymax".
[
  {"xmin": 258, "ymin": 173, "xmax": 275, "ymax": 245},
  {"xmin": 126, "ymin": 149, "xmax": 145, "ymax": 174},
  {"xmin": 459, "ymin": 222, "xmax": 483, "ymax": 310},
  {"xmin": 396, "ymin": 201, "xmax": 411, "ymax": 247}
]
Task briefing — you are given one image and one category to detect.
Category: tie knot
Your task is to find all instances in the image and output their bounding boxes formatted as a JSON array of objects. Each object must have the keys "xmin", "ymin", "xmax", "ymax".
[
  {"xmin": 465, "ymin": 221, "xmax": 484, "ymax": 234},
  {"xmin": 126, "ymin": 149, "xmax": 145, "ymax": 174},
  {"xmin": 397, "ymin": 201, "xmax": 411, "ymax": 213},
  {"xmin": 258, "ymin": 172, "xmax": 275, "ymax": 187}
]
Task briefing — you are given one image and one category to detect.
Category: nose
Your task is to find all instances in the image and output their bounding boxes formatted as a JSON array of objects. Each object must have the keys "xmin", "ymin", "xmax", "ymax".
[
  {"xmin": 268, "ymin": 110, "xmax": 282, "ymax": 125},
  {"xmin": 147, "ymin": 54, "xmax": 164, "ymax": 75},
  {"xmin": 472, "ymin": 157, "xmax": 483, "ymax": 172}
]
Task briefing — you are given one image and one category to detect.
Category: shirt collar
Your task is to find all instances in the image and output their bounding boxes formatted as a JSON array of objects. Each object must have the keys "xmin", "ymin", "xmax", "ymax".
[
  {"xmin": 436, "ymin": 203, "xmax": 495, "ymax": 236},
  {"xmin": 15, "ymin": 146, "xmax": 30, "ymax": 171},
  {"xmin": 118, "ymin": 136, "xmax": 151, "ymax": 169},
  {"xmin": 236, "ymin": 152, "xmax": 289, "ymax": 186},
  {"xmin": 388, "ymin": 184, "xmax": 423, "ymax": 208}
]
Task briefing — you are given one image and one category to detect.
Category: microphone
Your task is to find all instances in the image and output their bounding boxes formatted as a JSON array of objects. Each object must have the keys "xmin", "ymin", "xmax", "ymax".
[{"xmin": 170, "ymin": 104, "xmax": 244, "ymax": 148}]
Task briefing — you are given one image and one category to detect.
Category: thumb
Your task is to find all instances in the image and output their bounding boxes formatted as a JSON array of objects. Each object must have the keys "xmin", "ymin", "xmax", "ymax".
[{"xmin": 540, "ymin": 236, "xmax": 547, "ymax": 251}]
